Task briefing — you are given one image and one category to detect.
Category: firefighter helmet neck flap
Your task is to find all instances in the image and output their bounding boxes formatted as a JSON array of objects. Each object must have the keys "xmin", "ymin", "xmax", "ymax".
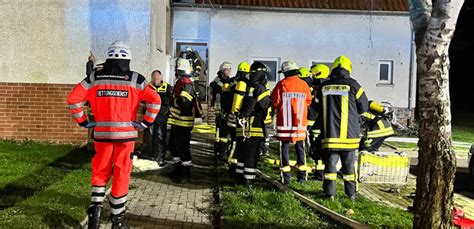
[
  {"xmin": 331, "ymin": 55, "xmax": 352, "ymax": 78},
  {"xmin": 249, "ymin": 62, "xmax": 269, "ymax": 85},
  {"xmin": 104, "ymin": 41, "xmax": 131, "ymax": 73}
]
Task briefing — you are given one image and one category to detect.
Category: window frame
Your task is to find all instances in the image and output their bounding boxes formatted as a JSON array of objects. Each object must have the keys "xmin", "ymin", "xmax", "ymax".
[
  {"xmin": 377, "ymin": 60, "xmax": 394, "ymax": 86},
  {"xmin": 250, "ymin": 56, "xmax": 281, "ymax": 83}
]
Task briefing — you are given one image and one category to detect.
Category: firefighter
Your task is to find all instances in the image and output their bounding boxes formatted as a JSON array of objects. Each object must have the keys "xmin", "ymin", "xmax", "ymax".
[
  {"xmin": 227, "ymin": 61, "xmax": 250, "ymax": 173},
  {"xmin": 235, "ymin": 62, "xmax": 271, "ymax": 185},
  {"xmin": 210, "ymin": 62, "xmax": 234, "ymax": 161},
  {"xmin": 178, "ymin": 47, "xmax": 203, "ymax": 82},
  {"xmin": 67, "ymin": 41, "xmax": 161, "ymax": 229},
  {"xmin": 316, "ymin": 56, "xmax": 368, "ymax": 200},
  {"xmin": 271, "ymin": 61, "xmax": 312, "ymax": 185},
  {"xmin": 259, "ymin": 96, "xmax": 273, "ymax": 157},
  {"xmin": 139, "ymin": 70, "xmax": 173, "ymax": 166},
  {"xmin": 360, "ymin": 101, "xmax": 395, "ymax": 152},
  {"xmin": 168, "ymin": 58, "xmax": 200, "ymax": 183},
  {"xmin": 308, "ymin": 64, "xmax": 330, "ymax": 180}
]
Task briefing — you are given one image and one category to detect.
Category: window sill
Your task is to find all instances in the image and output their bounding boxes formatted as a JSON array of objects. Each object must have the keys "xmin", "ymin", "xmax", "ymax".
[{"xmin": 376, "ymin": 83, "xmax": 395, "ymax": 87}]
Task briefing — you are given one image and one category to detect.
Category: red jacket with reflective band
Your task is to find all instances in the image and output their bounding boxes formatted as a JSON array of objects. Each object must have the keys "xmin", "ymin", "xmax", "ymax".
[
  {"xmin": 271, "ymin": 75, "xmax": 312, "ymax": 142},
  {"xmin": 67, "ymin": 71, "xmax": 161, "ymax": 142}
]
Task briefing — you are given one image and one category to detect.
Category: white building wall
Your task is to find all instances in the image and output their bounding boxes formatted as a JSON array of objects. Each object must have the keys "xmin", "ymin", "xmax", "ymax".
[
  {"xmin": 173, "ymin": 7, "xmax": 414, "ymax": 108},
  {"xmin": 1, "ymin": 0, "xmax": 168, "ymax": 84}
]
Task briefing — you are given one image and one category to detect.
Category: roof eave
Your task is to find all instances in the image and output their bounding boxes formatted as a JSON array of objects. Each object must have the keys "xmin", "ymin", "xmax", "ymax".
[{"xmin": 172, "ymin": 2, "xmax": 410, "ymax": 16}]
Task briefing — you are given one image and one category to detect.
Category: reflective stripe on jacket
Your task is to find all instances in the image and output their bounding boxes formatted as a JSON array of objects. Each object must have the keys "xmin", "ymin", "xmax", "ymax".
[{"xmin": 271, "ymin": 75, "xmax": 312, "ymax": 142}]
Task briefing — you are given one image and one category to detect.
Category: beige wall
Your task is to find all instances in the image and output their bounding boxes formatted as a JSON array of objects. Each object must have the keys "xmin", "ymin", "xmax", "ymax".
[{"xmin": 0, "ymin": 0, "xmax": 169, "ymax": 84}]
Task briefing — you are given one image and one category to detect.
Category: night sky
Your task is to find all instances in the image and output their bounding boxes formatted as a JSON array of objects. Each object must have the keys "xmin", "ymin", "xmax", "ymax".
[{"xmin": 450, "ymin": 0, "xmax": 474, "ymax": 113}]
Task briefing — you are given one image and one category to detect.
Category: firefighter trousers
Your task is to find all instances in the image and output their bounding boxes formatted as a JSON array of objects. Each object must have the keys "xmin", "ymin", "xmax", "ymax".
[
  {"xmin": 215, "ymin": 117, "xmax": 231, "ymax": 161},
  {"xmin": 323, "ymin": 150, "xmax": 357, "ymax": 197},
  {"xmin": 309, "ymin": 134, "xmax": 324, "ymax": 180},
  {"xmin": 169, "ymin": 125, "xmax": 193, "ymax": 166},
  {"xmin": 280, "ymin": 140, "xmax": 307, "ymax": 184},
  {"xmin": 236, "ymin": 137, "xmax": 262, "ymax": 181},
  {"xmin": 142, "ymin": 118, "xmax": 167, "ymax": 162},
  {"xmin": 91, "ymin": 141, "xmax": 134, "ymax": 216}
]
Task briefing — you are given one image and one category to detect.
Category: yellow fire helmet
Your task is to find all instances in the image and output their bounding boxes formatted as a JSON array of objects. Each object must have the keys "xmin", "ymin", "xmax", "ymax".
[
  {"xmin": 332, "ymin": 55, "xmax": 352, "ymax": 74},
  {"xmin": 298, "ymin": 67, "xmax": 312, "ymax": 78},
  {"xmin": 310, "ymin": 64, "xmax": 330, "ymax": 79},
  {"xmin": 238, "ymin": 61, "xmax": 250, "ymax": 73}
]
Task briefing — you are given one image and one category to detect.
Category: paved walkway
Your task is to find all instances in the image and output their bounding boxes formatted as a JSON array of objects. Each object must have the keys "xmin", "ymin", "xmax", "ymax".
[{"xmin": 100, "ymin": 133, "xmax": 217, "ymax": 228}]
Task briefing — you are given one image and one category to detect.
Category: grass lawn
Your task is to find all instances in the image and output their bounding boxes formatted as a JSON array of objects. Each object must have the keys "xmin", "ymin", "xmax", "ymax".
[
  {"xmin": 219, "ymin": 168, "xmax": 338, "ymax": 228},
  {"xmin": 0, "ymin": 140, "xmax": 93, "ymax": 228},
  {"xmin": 261, "ymin": 142, "xmax": 413, "ymax": 227}
]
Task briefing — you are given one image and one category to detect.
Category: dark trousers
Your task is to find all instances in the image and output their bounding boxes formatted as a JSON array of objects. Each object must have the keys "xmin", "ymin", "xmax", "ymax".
[
  {"xmin": 280, "ymin": 141, "xmax": 307, "ymax": 183},
  {"xmin": 141, "ymin": 120, "xmax": 167, "ymax": 162},
  {"xmin": 168, "ymin": 125, "xmax": 193, "ymax": 166},
  {"xmin": 310, "ymin": 134, "xmax": 324, "ymax": 180},
  {"xmin": 215, "ymin": 118, "xmax": 231, "ymax": 161},
  {"xmin": 236, "ymin": 137, "xmax": 262, "ymax": 181},
  {"xmin": 323, "ymin": 150, "xmax": 356, "ymax": 197}
]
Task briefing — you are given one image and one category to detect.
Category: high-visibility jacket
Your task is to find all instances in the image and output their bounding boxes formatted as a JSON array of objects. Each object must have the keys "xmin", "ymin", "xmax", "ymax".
[
  {"xmin": 67, "ymin": 71, "xmax": 161, "ymax": 142},
  {"xmin": 210, "ymin": 75, "xmax": 235, "ymax": 115},
  {"xmin": 316, "ymin": 73, "xmax": 369, "ymax": 150},
  {"xmin": 150, "ymin": 81, "xmax": 172, "ymax": 122},
  {"xmin": 362, "ymin": 101, "xmax": 394, "ymax": 139},
  {"xmin": 271, "ymin": 75, "xmax": 312, "ymax": 142},
  {"xmin": 236, "ymin": 83, "xmax": 271, "ymax": 138},
  {"xmin": 168, "ymin": 77, "xmax": 198, "ymax": 128},
  {"xmin": 228, "ymin": 75, "xmax": 249, "ymax": 128}
]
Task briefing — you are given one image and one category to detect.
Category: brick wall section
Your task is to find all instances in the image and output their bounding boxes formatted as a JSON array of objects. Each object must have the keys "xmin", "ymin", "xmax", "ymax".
[{"xmin": 0, "ymin": 82, "xmax": 88, "ymax": 144}]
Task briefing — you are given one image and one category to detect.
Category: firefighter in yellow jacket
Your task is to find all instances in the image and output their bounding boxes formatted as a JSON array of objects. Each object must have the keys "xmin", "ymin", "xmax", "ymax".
[
  {"xmin": 316, "ymin": 56, "xmax": 368, "ymax": 199},
  {"xmin": 228, "ymin": 61, "xmax": 251, "ymax": 172},
  {"xmin": 360, "ymin": 101, "xmax": 395, "ymax": 152},
  {"xmin": 235, "ymin": 62, "xmax": 271, "ymax": 185}
]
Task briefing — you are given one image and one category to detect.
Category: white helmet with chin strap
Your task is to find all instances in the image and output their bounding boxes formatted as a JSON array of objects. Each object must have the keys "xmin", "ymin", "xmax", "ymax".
[{"xmin": 107, "ymin": 41, "xmax": 132, "ymax": 60}]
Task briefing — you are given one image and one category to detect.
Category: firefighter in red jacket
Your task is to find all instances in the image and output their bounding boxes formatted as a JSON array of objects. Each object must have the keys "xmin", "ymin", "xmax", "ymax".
[
  {"xmin": 316, "ymin": 56, "xmax": 368, "ymax": 200},
  {"xmin": 168, "ymin": 58, "xmax": 200, "ymax": 183},
  {"xmin": 271, "ymin": 61, "xmax": 312, "ymax": 184},
  {"xmin": 67, "ymin": 41, "xmax": 161, "ymax": 229},
  {"xmin": 235, "ymin": 62, "xmax": 271, "ymax": 185}
]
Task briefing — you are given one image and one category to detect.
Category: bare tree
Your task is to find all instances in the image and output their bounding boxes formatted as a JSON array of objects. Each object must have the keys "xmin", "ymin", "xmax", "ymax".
[{"xmin": 408, "ymin": 0, "xmax": 463, "ymax": 228}]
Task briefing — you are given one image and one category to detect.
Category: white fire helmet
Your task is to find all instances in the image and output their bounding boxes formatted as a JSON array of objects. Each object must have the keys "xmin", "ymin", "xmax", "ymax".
[
  {"xmin": 176, "ymin": 58, "xmax": 194, "ymax": 77},
  {"xmin": 107, "ymin": 41, "xmax": 132, "ymax": 60}
]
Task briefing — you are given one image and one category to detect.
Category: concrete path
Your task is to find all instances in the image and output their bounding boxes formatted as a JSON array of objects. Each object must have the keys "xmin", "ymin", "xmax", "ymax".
[{"xmin": 100, "ymin": 133, "xmax": 217, "ymax": 228}]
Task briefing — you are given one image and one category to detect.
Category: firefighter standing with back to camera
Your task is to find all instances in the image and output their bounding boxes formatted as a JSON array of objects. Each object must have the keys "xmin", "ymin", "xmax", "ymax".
[
  {"xmin": 140, "ymin": 70, "xmax": 173, "ymax": 166},
  {"xmin": 210, "ymin": 62, "xmax": 235, "ymax": 161},
  {"xmin": 168, "ymin": 58, "xmax": 200, "ymax": 183},
  {"xmin": 316, "ymin": 55, "xmax": 368, "ymax": 200},
  {"xmin": 271, "ymin": 61, "xmax": 312, "ymax": 185},
  {"xmin": 235, "ymin": 62, "xmax": 271, "ymax": 185},
  {"xmin": 67, "ymin": 41, "xmax": 161, "ymax": 229}
]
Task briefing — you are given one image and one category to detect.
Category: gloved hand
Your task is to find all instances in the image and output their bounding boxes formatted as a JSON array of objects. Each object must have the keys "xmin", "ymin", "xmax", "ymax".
[
  {"xmin": 132, "ymin": 122, "xmax": 148, "ymax": 130},
  {"xmin": 80, "ymin": 121, "xmax": 96, "ymax": 128}
]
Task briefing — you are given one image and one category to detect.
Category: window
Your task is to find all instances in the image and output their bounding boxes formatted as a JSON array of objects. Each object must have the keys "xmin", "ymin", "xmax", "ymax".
[
  {"xmin": 251, "ymin": 57, "xmax": 280, "ymax": 82},
  {"xmin": 378, "ymin": 60, "xmax": 393, "ymax": 84}
]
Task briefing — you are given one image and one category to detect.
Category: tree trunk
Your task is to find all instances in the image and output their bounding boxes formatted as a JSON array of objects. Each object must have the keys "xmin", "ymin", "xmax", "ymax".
[{"xmin": 409, "ymin": 0, "xmax": 463, "ymax": 228}]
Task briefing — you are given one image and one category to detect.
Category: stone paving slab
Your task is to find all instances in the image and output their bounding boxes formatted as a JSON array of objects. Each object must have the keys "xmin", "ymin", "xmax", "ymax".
[{"xmin": 99, "ymin": 134, "xmax": 216, "ymax": 228}]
